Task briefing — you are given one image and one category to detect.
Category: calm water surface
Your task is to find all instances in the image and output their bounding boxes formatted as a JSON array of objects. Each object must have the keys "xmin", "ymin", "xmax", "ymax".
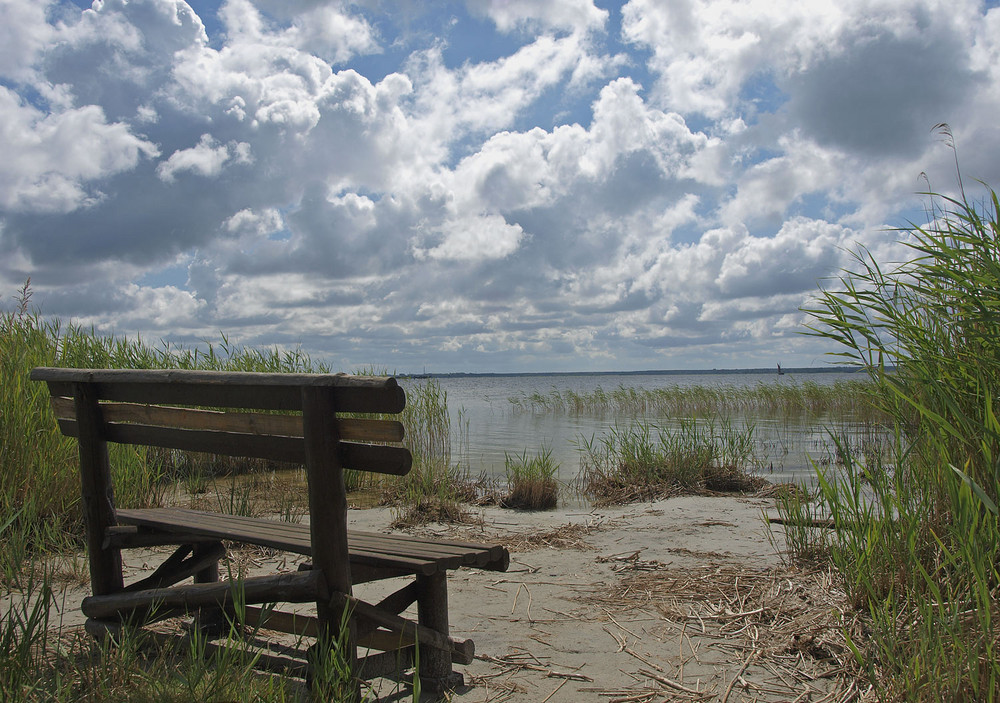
[{"xmin": 401, "ymin": 370, "xmax": 870, "ymax": 486}]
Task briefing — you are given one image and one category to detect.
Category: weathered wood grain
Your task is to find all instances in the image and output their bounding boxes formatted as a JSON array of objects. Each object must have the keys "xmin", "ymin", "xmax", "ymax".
[
  {"xmin": 73, "ymin": 382, "xmax": 123, "ymax": 596},
  {"xmin": 55, "ymin": 420, "xmax": 411, "ymax": 474},
  {"xmin": 49, "ymin": 397, "xmax": 405, "ymax": 443},
  {"xmin": 114, "ymin": 508, "xmax": 507, "ymax": 573}
]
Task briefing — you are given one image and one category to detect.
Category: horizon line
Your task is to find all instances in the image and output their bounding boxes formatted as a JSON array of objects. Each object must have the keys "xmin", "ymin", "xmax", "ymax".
[{"xmin": 399, "ymin": 365, "xmax": 872, "ymax": 379}]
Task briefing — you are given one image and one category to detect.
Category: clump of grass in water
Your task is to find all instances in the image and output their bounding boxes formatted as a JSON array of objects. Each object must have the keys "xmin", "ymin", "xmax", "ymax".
[
  {"xmin": 781, "ymin": 140, "xmax": 1000, "ymax": 699},
  {"xmin": 385, "ymin": 379, "xmax": 477, "ymax": 525},
  {"xmin": 502, "ymin": 447, "xmax": 559, "ymax": 510},
  {"xmin": 580, "ymin": 418, "xmax": 765, "ymax": 505}
]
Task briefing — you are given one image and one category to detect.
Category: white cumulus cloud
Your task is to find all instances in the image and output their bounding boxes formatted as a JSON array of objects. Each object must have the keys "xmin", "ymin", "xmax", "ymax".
[{"xmin": 157, "ymin": 134, "xmax": 253, "ymax": 182}]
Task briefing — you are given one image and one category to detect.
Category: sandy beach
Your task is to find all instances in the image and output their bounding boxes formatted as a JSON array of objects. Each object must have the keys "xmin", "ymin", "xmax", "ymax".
[{"xmin": 30, "ymin": 495, "xmax": 862, "ymax": 702}]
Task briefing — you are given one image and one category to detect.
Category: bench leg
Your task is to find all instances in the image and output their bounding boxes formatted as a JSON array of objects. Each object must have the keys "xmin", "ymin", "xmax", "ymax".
[
  {"xmin": 416, "ymin": 572, "xmax": 463, "ymax": 692},
  {"xmin": 192, "ymin": 542, "xmax": 226, "ymax": 636}
]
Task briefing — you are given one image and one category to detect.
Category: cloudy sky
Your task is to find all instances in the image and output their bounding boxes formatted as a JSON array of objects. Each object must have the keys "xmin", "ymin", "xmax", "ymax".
[{"xmin": 2, "ymin": 0, "xmax": 999, "ymax": 374}]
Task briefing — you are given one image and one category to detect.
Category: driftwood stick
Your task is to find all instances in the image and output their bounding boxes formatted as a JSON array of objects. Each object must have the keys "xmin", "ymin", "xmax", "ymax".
[{"xmin": 721, "ymin": 655, "xmax": 754, "ymax": 703}]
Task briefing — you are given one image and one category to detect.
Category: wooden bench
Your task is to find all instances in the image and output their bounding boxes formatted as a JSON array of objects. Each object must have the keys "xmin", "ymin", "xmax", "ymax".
[{"xmin": 31, "ymin": 367, "xmax": 509, "ymax": 692}]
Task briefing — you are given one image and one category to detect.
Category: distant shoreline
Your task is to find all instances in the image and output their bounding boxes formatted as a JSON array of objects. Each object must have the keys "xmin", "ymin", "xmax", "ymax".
[{"xmin": 402, "ymin": 366, "xmax": 875, "ymax": 380}]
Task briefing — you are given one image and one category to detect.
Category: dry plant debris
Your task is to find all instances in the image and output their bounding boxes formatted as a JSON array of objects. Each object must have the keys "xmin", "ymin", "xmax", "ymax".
[
  {"xmin": 503, "ymin": 523, "xmax": 596, "ymax": 552},
  {"xmin": 389, "ymin": 496, "xmax": 473, "ymax": 528},
  {"xmin": 413, "ymin": 521, "xmax": 600, "ymax": 554},
  {"xmin": 582, "ymin": 563, "xmax": 870, "ymax": 702}
]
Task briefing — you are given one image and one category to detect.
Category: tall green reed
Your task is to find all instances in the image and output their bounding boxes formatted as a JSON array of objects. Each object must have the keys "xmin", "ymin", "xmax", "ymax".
[
  {"xmin": 384, "ymin": 380, "xmax": 475, "ymax": 522},
  {"xmin": 1, "ymin": 574, "xmax": 54, "ymax": 698},
  {"xmin": 0, "ymin": 284, "xmax": 81, "ymax": 585},
  {"xmin": 791, "ymin": 147, "xmax": 1000, "ymax": 699}
]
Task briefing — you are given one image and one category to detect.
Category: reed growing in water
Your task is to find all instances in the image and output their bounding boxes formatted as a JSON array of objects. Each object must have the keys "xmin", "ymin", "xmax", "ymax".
[
  {"xmin": 502, "ymin": 447, "xmax": 559, "ymax": 510},
  {"xmin": 580, "ymin": 418, "xmax": 765, "ymax": 505},
  {"xmin": 383, "ymin": 379, "xmax": 477, "ymax": 525},
  {"xmin": 508, "ymin": 377, "xmax": 883, "ymax": 422}
]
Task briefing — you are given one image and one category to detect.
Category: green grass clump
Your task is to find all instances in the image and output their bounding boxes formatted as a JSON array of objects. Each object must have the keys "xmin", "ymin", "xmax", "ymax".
[
  {"xmin": 1, "ymin": 573, "xmax": 55, "ymax": 698},
  {"xmin": 0, "ymin": 284, "xmax": 82, "ymax": 585},
  {"xmin": 502, "ymin": 448, "xmax": 559, "ymax": 510},
  {"xmin": 580, "ymin": 418, "xmax": 764, "ymax": 505},
  {"xmin": 782, "ymin": 147, "xmax": 1000, "ymax": 699}
]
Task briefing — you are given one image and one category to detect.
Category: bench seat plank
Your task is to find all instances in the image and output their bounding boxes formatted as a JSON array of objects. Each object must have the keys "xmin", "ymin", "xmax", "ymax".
[{"xmin": 115, "ymin": 508, "xmax": 508, "ymax": 575}]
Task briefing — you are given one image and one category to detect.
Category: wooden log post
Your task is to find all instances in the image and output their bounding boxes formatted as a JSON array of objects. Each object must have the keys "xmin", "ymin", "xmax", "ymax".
[
  {"xmin": 73, "ymin": 383, "xmax": 124, "ymax": 596},
  {"xmin": 301, "ymin": 386, "xmax": 357, "ymax": 696},
  {"xmin": 82, "ymin": 570, "xmax": 321, "ymax": 620},
  {"xmin": 416, "ymin": 571, "xmax": 463, "ymax": 690},
  {"xmin": 192, "ymin": 541, "xmax": 226, "ymax": 635}
]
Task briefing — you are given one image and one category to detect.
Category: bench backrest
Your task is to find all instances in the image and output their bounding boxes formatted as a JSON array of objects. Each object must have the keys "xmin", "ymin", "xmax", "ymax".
[
  {"xmin": 32, "ymin": 367, "xmax": 412, "ymax": 475},
  {"xmin": 31, "ymin": 367, "xmax": 412, "ymax": 596}
]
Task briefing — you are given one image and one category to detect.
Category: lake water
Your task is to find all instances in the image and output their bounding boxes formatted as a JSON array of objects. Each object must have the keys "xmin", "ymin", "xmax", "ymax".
[{"xmin": 401, "ymin": 369, "xmax": 872, "ymax": 487}]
